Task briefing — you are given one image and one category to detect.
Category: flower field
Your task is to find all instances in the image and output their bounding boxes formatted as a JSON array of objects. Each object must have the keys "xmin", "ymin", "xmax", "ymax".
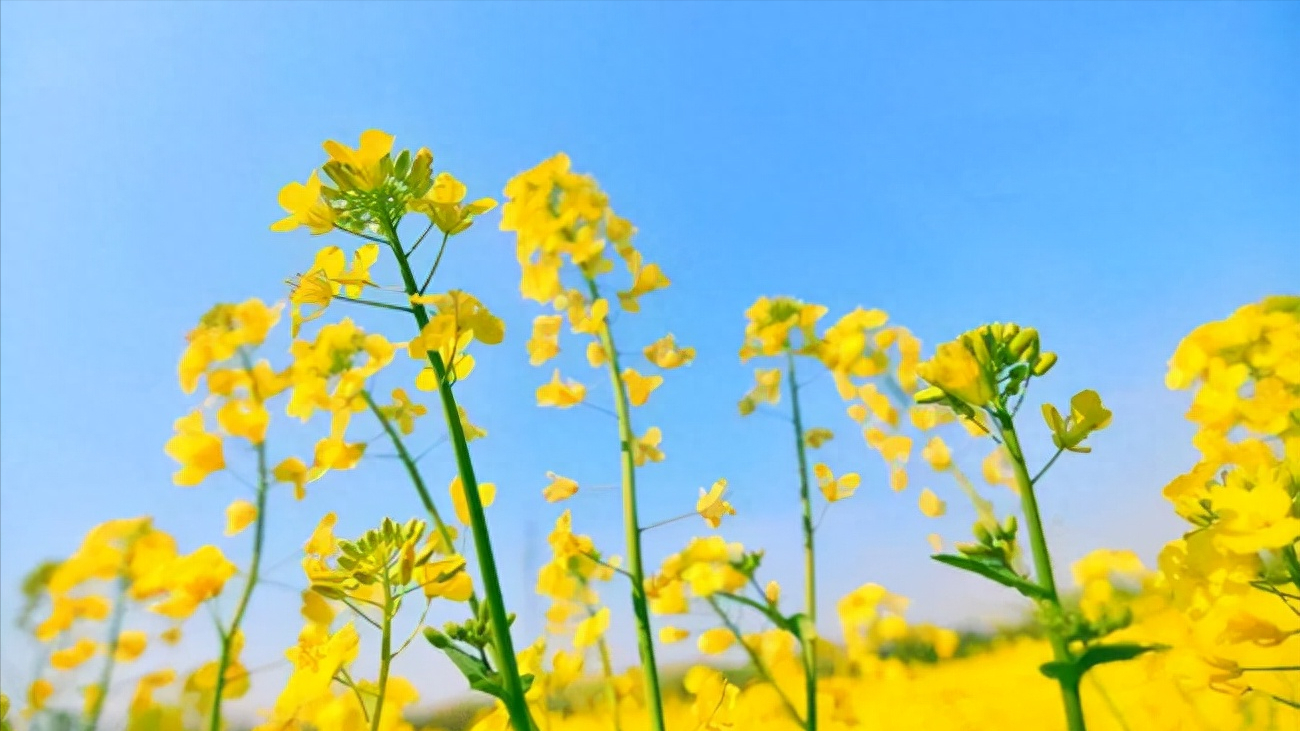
[{"xmin": 2, "ymin": 127, "xmax": 1295, "ymax": 731}]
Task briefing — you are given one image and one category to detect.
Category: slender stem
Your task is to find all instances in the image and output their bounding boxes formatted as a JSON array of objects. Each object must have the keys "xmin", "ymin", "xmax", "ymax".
[
  {"xmin": 406, "ymin": 222, "xmax": 436, "ymax": 257},
  {"xmin": 1030, "ymin": 447, "xmax": 1066, "ymax": 486},
  {"xmin": 584, "ymin": 275, "xmax": 667, "ymax": 731},
  {"xmin": 370, "ymin": 576, "xmax": 394, "ymax": 731},
  {"xmin": 378, "ymin": 213, "xmax": 534, "ymax": 731},
  {"xmin": 336, "ymin": 295, "xmax": 414, "ymax": 314},
  {"xmin": 706, "ymin": 597, "xmax": 804, "ymax": 728},
  {"xmin": 361, "ymin": 390, "xmax": 482, "ymax": 618},
  {"xmin": 420, "ymin": 232, "xmax": 452, "ymax": 295},
  {"xmin": 207, "ymin": 438, "xmax": 270, "ymax": 731},
  {"xmin": 999, "ymin": 412, "xmax": 1086, "ymax": 731},
  {"xmin": 82, "ymin": 575, "xmax": 128, "ymax": 731},
  {"xmin": 583, "ymin": 600, "xmax": 623, "ymax": 731},
  {"xmin": 785, "ymin": 350, "xmax": 818, "ymax": 731}
]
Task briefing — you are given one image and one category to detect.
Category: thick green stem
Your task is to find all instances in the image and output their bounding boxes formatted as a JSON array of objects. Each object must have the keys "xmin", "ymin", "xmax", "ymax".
[
  {"xmin": 706, "ymin": 597, "xmax": 804, "ymax": 727},
  {"xmin": 361, "ymin": 390, "xmax": 483, "ymax": 618},
  {"xmin": 785, "ymin": 351, "xmax": 818, "ymax": 731},
  {"xmin": 583, "ymin": 276, "xmax": 667, "ymax": 731},
  {"xmin": 370, "ymin": 578, "xmax": 394, "ymax": 731},
  {"xmin": 999, "ymin": 414, "xmax": 1086, "ymax": 731},
  {"xmin": 380, "ymin": 215, "xmax": 534, "ymax": 731},
  {"xmin": 82, "ymin": 575, "xmax": 128, "ymax": 731},
  {"xmin": 207, "ymin": 439, "xmax": 269, "ymax": 731}
]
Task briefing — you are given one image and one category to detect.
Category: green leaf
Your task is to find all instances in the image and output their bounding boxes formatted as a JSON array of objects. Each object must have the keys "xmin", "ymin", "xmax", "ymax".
[
  {"xmin": 931, "ymin": 554, "xmax": 1051, "ymax": 601},
  {"xmin": 1075, "ymin": 642, "xmax": 1167, "ymax": 671},
  {"xmin": 1040, "ymin": 643, "xmax": 1168, "ymax": 684},
  {"xmin": 428, "ymin": 637, "xmax": 506, "ymax": 699}
]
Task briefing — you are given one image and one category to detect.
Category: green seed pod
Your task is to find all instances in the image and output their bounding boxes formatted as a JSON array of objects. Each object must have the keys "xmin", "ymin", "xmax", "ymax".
[
  {"xmin": 423, "ymin": 627, "xmax": 451, "ymax": 649},
  {"xmin": 1032, "ymin": 351, "xmax": 1058, "ymax": 376},
  {"xmin": 915, "ymin": 386, "xmax": 947, "ymax": 404},
  {"xmin": 1008, "ymin": 328, "xmax": 1038, "ymax": 358}
]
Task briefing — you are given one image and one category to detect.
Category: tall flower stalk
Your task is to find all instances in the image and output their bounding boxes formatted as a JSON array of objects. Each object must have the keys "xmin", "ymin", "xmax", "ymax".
[{"xmin": 499, "ymin": 153, "xmax": 703, "ymax": 731}]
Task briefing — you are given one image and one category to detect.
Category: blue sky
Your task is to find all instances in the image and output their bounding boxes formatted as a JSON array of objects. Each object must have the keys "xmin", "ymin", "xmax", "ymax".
[{"xmin": 2, "ymin": 0, "xmax": 1296, "ymax": 719}]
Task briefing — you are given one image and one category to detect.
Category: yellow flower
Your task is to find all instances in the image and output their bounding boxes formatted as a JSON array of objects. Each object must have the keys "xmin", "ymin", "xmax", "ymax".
[
  {"xmin": 422, "ymin": 555, "xmax": 473, "ymax": 602},
  {"xmin": 918, "ymin": 489, "xmax": 947, "ymax": 518},
  {"xmin": 586, "ymin": 341, "xmax": 608, "ymax": 367},
  {"xmin": 379, "ymin": 388, "xmax": 427, "ymax": 435},
  {"xmin": 696, "ymin": 479, "xmax": 736, "ymax": 529},
  {"xmin": 408, "ymin": 171, "xmax": 497, "ymax": 235},
  {"xmin": 765, "ymin": 581, "xmax": 781, "ymax": 604},
  {"xmin": 271, "ymin": 171, "xmax": 336, "ymax": 235},
  {"xmin": 82, "ymin": 684, "xmax": 102, "ymax": 717},
  {"xmin": 164, "ymin": 411, "xmax": 225, "ymax": 486},
  {"xmin": 542, "ymin": 472, "xmax": 579, "ymax": 503},
  {"xmin": 697, "ymin": 628, "xmax": 735, "ymax": 655},
  {"xmin": 115, "ymin": 630, "xmax": 148, "ymax": 662},
  {"xmin": 449, "ymin": 475, "xmax": 496, "ymax": 525},
  {"xmin": 982, "ymin": 448, "xmax": 1017, "ymax": 491},
  {"xmin": 890, "ymin": 466, "xmax": 908, "ymax": 492},
  {"xmin": 659, "ymin": 626, "xmax": 690, "ymax": 643},
  {"xmin": 224, "ymin": 500, "xmax": 258, "ymax": 537},
  {"xmin": 526, "ymin": 315, "xmax": 563, "ymax": 365},
  {"xmin": 644, "ymin": 334, "xmax": 696, "ymax": 369},
  {"xmin": 814, "ymin": 463, "xmax": 861, "ymax": 502},
  {"xmin": 305, "ymin": 513, "xmax": 338, "ymax": 557},
  {"xmin": 739, "ymin": 368, "xmax": 781, "ymax": 415},
  {"xmin": 457, "ymin": 405, "xmax": 487, "ymax": 442},
  {"xmin": 574, "ymin": 607, "xmax": 610, "ymax": 649},
  {"xmin": 804, "ymin": 427, "xmax": 834, "ymax": 449},
  {"xmin": 622, "ymin": 368, "xmax": 663, "ymax": 407},
  {"xmin": 301, "ymin": 590, "xmax": 335, "ymax": 628},
  {"xmin": 634, "ymin": 426, "xmax": 665, "ymax": 466},
  {"xmin": 1041, "ymin": 389, "xmax": 1113, "ymax": 453},
  {"xmin": 922, "ymin": 436, "xmax": 952, "ymax": 471},
  {"xmin": 321, "ymin": 129, "xmax": 394, "ymax": 191},
  {"xmin": 50, "ymin": 638, "xmax": 99, "ymax": 670},
  {"xmin": 217, "ymin": 398, "xmax": 269, "ymax": 444},
  {"xmin": 25, "ymin": 679, "xmax": 52, "ymax": 717},
  {"xmin": 536, "ymin": 369, "xmax": 586, "ymax": 408},
  {"xmin": 273, "ymin": 457, "xmax": 309, "ymax": 500},
  {"xmin": 916, "ymin": 340, "xmax": 995, "ymax": 409},
  {"xmin": 618, "ymin": 251, "xmax": 670, "ymax": 312}
]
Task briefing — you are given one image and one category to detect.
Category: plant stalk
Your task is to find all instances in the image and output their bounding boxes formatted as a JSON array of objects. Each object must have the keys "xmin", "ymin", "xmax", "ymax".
[
  {"xmin": 999, "ymin": 413, "xmax": 1086, "ymax": 731},
  {"xmin": 583, "ymin": 275, "xmax": 667, "ymax": 731},
  {"xmin": 786, "ymin": 350, "xmax": 819, "ymax": 731},
  {"xmin": 380, "ymin": 214, "xmax": 534, "ymax": 731},
  {"xmin": 207, "ymin": 439, "xmax": 269, "ymax": 731},
  {"xmin": 83, "ymin": 575, "xmax": 129, "ymax": 731}
]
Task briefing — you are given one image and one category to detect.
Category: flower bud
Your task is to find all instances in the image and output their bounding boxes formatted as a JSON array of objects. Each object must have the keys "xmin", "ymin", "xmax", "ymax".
[
  {"xmin": 1032, "ymin": 352, "xmax": 1058, "ymax": 376},
  {"xmin": 1001, "ymin": 515, "xmax": 1018, "ymax": 538},
  {"xmin": 423, "ymin": 627, "xmax": 451, "ymax": 649},
  {"xmin": 764, "ymin": 580, "xmax": 781, "ymax": 605},
  {"xmin": 1008, "ymin": 328, "xmax": 1038, "ymax": 359},
  {"xmin": 973, "ymin": 522, "xmax": 994, "ymax": 546},
  {"xmin": 1001, "ymin": 323, "xmax": 1021, "ymax": 342},
  {"xmin": 915, "ymin": 386, "xmax": 947, "ymax": 404}
]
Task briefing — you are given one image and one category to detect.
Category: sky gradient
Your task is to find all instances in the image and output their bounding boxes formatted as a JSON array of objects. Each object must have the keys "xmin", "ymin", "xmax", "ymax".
[{"xmin": 2, "ymin": 0, "xmax": 1297, "ymax": 719}]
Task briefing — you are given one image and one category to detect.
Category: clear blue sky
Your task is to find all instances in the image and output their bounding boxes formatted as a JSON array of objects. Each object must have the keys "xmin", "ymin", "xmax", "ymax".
[{"xmin": 2, "ymin": 0, "xmax": 1296, "ymax": 718}]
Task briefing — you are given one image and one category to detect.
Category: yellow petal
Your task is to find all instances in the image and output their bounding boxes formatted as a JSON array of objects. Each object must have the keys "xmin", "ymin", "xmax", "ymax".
[{"xmin": 224, "ymin": 500, "xmax": 258, "ymax": 537}]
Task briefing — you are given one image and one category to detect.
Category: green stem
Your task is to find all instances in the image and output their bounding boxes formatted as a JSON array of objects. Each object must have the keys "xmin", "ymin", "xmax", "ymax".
[
  {"xmin": 583, "ymin": 599, "xmax": 623, "ymax": 731},
  {"xmin": 583, "ymin": 275, "xmax": 667, "ymax": 731},
  {"xmin": 361, "ymin": 390, "xmax": 483, "ymax": 618},
  {"xmin": 370, "ymin": 577, "xmax": 393, "ymax": 731},
  {"xmin": 207, "ymin": 438, "xmax": 270, "ymax": 731},
  {"xmin": 379, "ymin": 214, "xmax": 534, "ymax": 731},
  {"xmin": 999, "ymin": 413, "xmax": 1086, "ymax": 731},
  {"xmin": 82, "ymin": 575, "xmax": 128, "ymax": 731},
  {"xmin": 785, "ymin": 351, "xmax": 818, "ymax": 731},
  {"xmin": 706, "ymin": 597, "xmax": 804, "ymax": 728}
]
